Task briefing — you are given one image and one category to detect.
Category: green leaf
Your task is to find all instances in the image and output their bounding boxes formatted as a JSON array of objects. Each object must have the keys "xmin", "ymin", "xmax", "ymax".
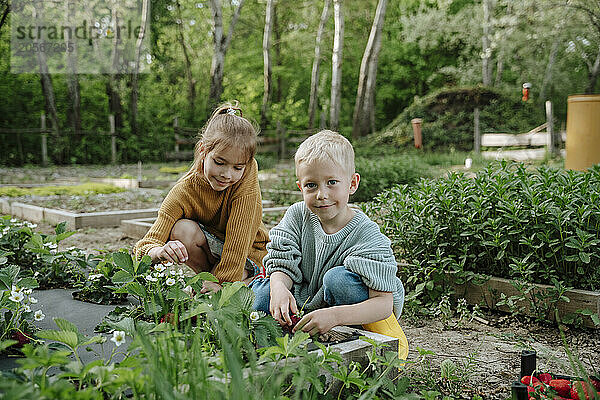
[
  {"xmin": 188, "ymin": 271, "xmax": 219, "ymax": 285},
  {"xmin": 125, "ymin": 282, "xmax": 147, "ymax": 298},
  {"xmin": 37, "ymin": 330, "xmax": 79, "ymax": 349},
  {"xmin": 55, "ymin": 221, "xmax": 67, "ymax": 235},
  {"xmin": 111, "ymin": 270, "xmax": 134, "ymax": 284},
  {"xmin": 113, "ymin": 252, "xmax": 134, "ymax": 273},
  {"xmin": 17, "ymin": 277, "xmax": 39, "ymax": 290},
  {"xmin": 181, "ymin": 302, "xmax": 212, "ymax": 320},
  {"xmin": 56, "ymin": 231, "xmax": 76, "ymax": 242},
  {"xmin": 591, "ymin": 314, "xmax": 600, "ymax": 326},
  {"xmin": 80, "ymin": 335, "xmax": 105, "ymax": 347},
  {"xmin": 579, "ymin": 252, "xmax": 590, "ymax": 264},
  {"xmin": 0, "ymin": 265, "xmax": 19, "ymax": 290},
  {"xmin": 218, "ymin": 281, "xmax": 244, "ymax": 308},
  {"xmin": 54, "ymin": 318, "xmax": 79, "ymax": 333}
]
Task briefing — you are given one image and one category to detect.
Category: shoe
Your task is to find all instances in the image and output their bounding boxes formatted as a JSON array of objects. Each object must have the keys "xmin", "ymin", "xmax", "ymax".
[{"xmin": 362, "ymin": 314, "xmax": 409, "ymax": 360}]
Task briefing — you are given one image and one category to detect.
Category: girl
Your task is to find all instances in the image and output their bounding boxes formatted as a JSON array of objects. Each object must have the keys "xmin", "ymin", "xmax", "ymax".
[{"xmin": 134, "ymin": 104, "xmax": 269, "ymax": 293}]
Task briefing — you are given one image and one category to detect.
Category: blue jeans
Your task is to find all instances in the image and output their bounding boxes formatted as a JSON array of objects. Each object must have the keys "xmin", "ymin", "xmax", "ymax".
[{"xmin": 250, "ymin": 266, "xmax": 369, "ymax": 313}]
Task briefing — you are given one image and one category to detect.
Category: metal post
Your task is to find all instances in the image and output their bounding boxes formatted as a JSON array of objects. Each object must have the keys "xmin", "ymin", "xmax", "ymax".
[
  {"xmin": 109, "ymin": 114, "xmax": 116, "ymax": 164},
  {"xmin": 40, "ymin": 113, "xmax": 48, "ymax": 166},
  {"xmin": 474, "ymin": 108, "xmax": 481, "ymax": 154},
  {"xmin": 545, "ymin": 101, "xmax": 556, "ymax": 156}
]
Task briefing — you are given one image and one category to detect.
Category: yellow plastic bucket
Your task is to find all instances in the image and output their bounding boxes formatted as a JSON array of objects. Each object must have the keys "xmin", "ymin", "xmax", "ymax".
[{"xmin": 565, "ymin": 95, "xmax": 600, "ymax": 171}]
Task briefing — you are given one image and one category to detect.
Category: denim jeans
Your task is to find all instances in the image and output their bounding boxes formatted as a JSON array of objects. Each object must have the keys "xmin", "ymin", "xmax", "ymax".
[{"xmin": 250, "ymin": 266, "xmax": 369, "ymax": 313}]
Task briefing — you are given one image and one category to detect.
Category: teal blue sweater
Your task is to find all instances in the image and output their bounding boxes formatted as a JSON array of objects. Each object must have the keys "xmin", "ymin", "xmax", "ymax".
[{"xmin": 264, "ymin": 202, "xmax": 404, "ymax": 318}]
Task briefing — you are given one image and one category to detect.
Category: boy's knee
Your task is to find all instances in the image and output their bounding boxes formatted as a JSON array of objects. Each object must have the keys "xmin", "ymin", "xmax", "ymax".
[
  {"xmin": 323, "ymin": 266, "xmax": 368, "ymax": 306},
  {"xmin": 250, "ymin": 278, "xmax": 271, "ymax": 313},
  {"xmin": 322, "ymin": 266, "xmax": 347, "ymax": 289},
  {"xmin": 170, "ymin": 219, "xmax": 206, "ymax": 246}
]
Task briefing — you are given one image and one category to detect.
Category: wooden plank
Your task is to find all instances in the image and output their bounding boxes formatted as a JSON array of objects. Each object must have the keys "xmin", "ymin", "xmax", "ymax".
[
  {"xmin": 10, "ymin": 202, "xmax": 45, "ymax": 221},
  {"xmin": 76, "ymin": 208, "xmax": 158, "ymax": 229},
  {"xmin": 121, "ymin": 217, "xmax": 156, "ymax": 238},
  {"xmin": 42, "ymin": 208, "xmax": 78, "ymax": 230},
  {"xmin": 451, "ymin": 275, "xmax": 600, "ymax": 328},
  {"xmin": 90, "ymin": 178, "xmax": 140, "ymax": 189},
  {"xmin": 481, "ymin": 148, "xmax": 547, "ymax": 161},
  {"xmin": 481, "ymin": 132, "xmax": 552, "ymax": 147},
  {"xmin": 0, "ymin": 199, "xmax": 11, "ymax": 215}
]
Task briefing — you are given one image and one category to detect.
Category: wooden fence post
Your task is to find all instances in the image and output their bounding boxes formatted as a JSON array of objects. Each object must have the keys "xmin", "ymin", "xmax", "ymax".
[
  {"xmin": 109, "ymin": 114, "xmax": 116, "ymax": 164},
  {"xmin": 174, "ymin": 117, "xmax": 180, "ymax": 153},
  {"xmin": 40, "ymin": 113, "xmax": 48, "ymax": 166},
  {"xmin": 545, "ymin": 101, "xmax": 557, "ymax": 156},
  {"xmin": 474, "ymin": 107, "xmax": 481, "ymax": 154}
]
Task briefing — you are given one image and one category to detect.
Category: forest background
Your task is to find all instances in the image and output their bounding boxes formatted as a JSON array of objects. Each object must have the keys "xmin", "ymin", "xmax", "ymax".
[{"xmin": 0, "ymin": 0, "xmax": 599, "ymax": 165}]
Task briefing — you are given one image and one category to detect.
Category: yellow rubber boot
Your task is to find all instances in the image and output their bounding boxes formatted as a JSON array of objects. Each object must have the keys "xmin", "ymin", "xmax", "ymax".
[{"xmin": 362, "ymin": 314, "xmax": 409, "ymax": 360}]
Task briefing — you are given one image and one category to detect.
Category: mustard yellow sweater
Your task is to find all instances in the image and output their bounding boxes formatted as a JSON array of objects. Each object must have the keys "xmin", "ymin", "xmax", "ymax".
[{"xmin": 134, "ymin": 159, "xmax": 269, "ymax": 283}]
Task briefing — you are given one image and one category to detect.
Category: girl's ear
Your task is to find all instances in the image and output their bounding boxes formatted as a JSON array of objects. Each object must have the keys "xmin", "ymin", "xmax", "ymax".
[{"xmin": 349, "ymin": 173, "xmax": 360, "ymax": 195}]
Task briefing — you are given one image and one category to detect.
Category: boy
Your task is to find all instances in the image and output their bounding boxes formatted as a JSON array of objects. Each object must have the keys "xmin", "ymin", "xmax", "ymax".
[{"xmin": 251, "ymin": 130, "xmax": 408, "ymax": 359}]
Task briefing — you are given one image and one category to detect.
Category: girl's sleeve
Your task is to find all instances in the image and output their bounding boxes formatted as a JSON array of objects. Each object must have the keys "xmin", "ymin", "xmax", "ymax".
[
  {"xmin": 213, "ymin": 192, "xmax": 264, "ymax": 283},
  {"xmin": 133, "ymin": 188, "xmax": 184, "ymax": 260},
  {"xmin": 263, "ymin": 203, "xmax": 304, "ymax": 284}
]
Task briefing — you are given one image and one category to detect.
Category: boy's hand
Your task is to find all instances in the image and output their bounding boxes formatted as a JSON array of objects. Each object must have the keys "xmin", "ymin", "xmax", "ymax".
[
  {"xmin": 270, "ymin": 282, "xmax": 299, "ymax": 326},
  {"xmin": 293, "ymin": 309, "xmax": 338, "ymax": 335}
]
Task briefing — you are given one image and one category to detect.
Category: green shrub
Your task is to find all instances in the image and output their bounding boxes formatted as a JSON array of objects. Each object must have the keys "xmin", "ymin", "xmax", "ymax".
[
  {"xmin": 353, "ymin": 156, "xmax": 434, "ymax": 203},
  {"xmin": 364, "ymin": 161, "xmax": 600, "ymax": 297}
]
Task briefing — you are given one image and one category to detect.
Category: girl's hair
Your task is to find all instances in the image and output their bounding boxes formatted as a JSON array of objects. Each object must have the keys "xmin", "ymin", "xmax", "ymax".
[{"xmin": 183, "ymin": 102, "xmax": 258, "ymax": 180}]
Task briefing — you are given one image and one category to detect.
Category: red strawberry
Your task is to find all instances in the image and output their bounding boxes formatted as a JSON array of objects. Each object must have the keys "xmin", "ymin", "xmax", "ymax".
[
  {"xmin": 289, "ymin": 314, "xmax": 301, "ymax": 329},
  {"xmin": 550, "ymin": 379, "xmax": 571, "ymax": 398},
  {"xmin": 590, "ymin": 378, "xmax": 600, "ymax": 393},
  {"xmin": 10, "ymin": 331, "xmax": 31, "ymax": 347},
  {"xmin": 527, "ymin": 383, "xmax": 547, "ymax": 399},
  {"xmin": 538, "ymin": 373, "xmax": 552, "ymax": 385},
  {"xmin": 571, "ymin": 381, "xmax": 596, "ymax": 400},
  {"xmin": 523, "ymin": 376, "xmax": 541, "ymax": 385}
]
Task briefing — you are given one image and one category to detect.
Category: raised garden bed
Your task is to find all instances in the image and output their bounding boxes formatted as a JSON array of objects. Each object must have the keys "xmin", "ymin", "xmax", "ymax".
[{"xmin": 450, "ymin": 275, "xmax": 600, "ymax": 328}]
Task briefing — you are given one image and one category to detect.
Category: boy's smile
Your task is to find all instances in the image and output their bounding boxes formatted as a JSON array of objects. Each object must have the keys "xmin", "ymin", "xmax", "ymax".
[{"xmin": 296, "ymin": 159, "xmax": 360, "ymax": 234}]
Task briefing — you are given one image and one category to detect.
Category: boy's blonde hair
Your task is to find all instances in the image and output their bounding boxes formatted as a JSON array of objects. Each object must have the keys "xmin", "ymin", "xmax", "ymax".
[
  {"xmin": 295, "ymin": 130, "xmax": 355, "ymax": 177},
  {"xmin": 184, "ymin": 102, "xmax": 258, "ymax": 180}
]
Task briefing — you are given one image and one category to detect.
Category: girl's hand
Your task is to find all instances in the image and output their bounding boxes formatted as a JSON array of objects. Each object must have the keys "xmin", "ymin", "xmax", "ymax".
[
  {"xmin": 293, "ymin": 309, "xmax": 338, "ymax": 336},
  {"xmin": 151, "ymin": 240, "xmax": 189, "ymax": 264},
  {"xmin": 200, "ymin": 280, "xmax": 222, "ymax": 294},
  {"xmin": 270, "ymin": 282, "xmax": 298, "ymax": 326}
]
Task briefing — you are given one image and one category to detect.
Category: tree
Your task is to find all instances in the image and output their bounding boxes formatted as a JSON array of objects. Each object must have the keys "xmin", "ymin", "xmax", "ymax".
[
  {"xmin": 481, "ymin": 0, "xmax": 493, "ymax": 86},
  {"xmin": 208, "ymin": 0, "xmax": 244, "ymax": 111},
  {"xmin": 308, "ymin": 0, "xmax": 331, "ymax": 129},
  {"xmin": 329, "ymin": 0, "xmax": 343, "ymax": 131},
  {"xmin": 176, "ymin": 1, "xmax": 197, "ymax": 121},
  {"xmin": 0, "ymin": 0, "xmax": 9, "ymax": 33},
  {"xmin": 129, "ymin": 0, "xmax": 150, "ymax": 137},
  {"xmin": 352, "ymin": 0, "xmax": 387, "ymax": 138},
  {"xmin": 64, "ymin": 0, "xmax": 81, "ymax": 137},
  {"xmin": 261, "ymin": 0, "xmax": 275, "ymax": 129}
]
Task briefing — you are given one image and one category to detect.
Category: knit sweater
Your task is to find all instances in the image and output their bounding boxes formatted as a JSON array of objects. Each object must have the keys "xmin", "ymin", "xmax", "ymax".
[
  {"xmin": 264, "ymin": 201, "xmax": 404, "ymax": 318},
  {"xmin": 134, "ymin": 159, "xmax": 269, "ymax": 283}
]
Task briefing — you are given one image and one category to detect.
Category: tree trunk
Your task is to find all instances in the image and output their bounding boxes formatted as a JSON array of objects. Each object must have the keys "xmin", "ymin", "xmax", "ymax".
[
  {"xmin": 540, "ymin": 36, "xmax": 560, "ymax": 102},
  {"xmin": 64, "ymin": 0, "xmax": 81, "ymax": 136},
  {"xmin": 330, "ymin": 0, "xmax": 344, "ymax": 132},
  {"xmin": 106, "ymin": 6, "xmax": 123, "ymax": 134},
  {"xmin": 33, "ymin": 3, "xmax": 59, "ymax": 136},
  {"xmin": 352, "ymin": 0, "xmax": 387, "ymax": 138},
  {"xmin": 176, "ymin": 1, "xmax": 196, "ymax": 122},
  {"xmin": 261, "ymin": 0, "xmax": 275, "ymax": 129},
  {"xmin": 273, "ymin": 6, "xmax": 282, "ymax": 103},
  {"xmin": 208, "ymin": 0, "xmax": 244, "ymax": 112},
  {"xmin": 129, "ymin": 0, "xmax": 150, "ymax": 139},
  {"xmin": 308, "ymin": 0, "xmax": 331, "ymax": 130},
  {"xmin": 482, "ymin": 0, "xmax": 493, "ymax": 86},
  {"xmin": 585, "ymin": 46, "xmax": 600, "ymax": 94}
]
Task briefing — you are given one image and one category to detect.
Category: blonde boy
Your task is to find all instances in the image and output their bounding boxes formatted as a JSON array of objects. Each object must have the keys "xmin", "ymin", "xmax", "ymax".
[{"xmin": 251, "ymin": 130, "xmax": 406, "ymax": 350}]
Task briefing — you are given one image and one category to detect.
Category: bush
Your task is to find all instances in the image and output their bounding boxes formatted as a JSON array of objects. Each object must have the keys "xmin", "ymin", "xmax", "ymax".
[
  {"xmin": 352, "ymin": 156, "xmax": 434, "ymax": 203},
  {"xmin": 364, "ymin": 161, "xmax": 600, "ymax": 297}
]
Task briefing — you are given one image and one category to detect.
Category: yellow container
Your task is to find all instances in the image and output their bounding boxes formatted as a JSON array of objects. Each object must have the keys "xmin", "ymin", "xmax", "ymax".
[{"xmin": 565, "ymin": 95, "xmax": 600, "ymax": 171}]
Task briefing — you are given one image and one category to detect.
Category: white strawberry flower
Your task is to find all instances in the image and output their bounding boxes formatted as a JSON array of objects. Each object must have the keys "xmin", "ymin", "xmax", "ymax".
[
  {"xmin": 23, "ymin": 288, "xmax": 32, "ymax": 295},
  {"xmin": 154, "ymin": 264, "xmax": 167, "ymax": 273},
  {"xmin": 249, "ymin": 311, "xmax": 260, "ymax": 322},
  {"xmin": 23, "ymin": 305, "xmax": 31, "ymax": 312},
  {"xmin": 110, "ymin": 330, "xmax": 126, "ymax": 346},
  {"xmin": 182, "ymin": 285, "xmax": 193, "ymax": 296},
  {"xmin": 29, "ymin": 297, "xmax": 38, "ymax": 304},
  {"xmin": 9, "ymin": 291, "xmax": 24, "ymax": 303},
  {"xmin": 166, "ymin": 278, "xmax": 176, "ymax": 286},
  {"xmin": 34, "ymin": 310, "xmax": 45, "ymax": 321},
  {"xmin": 88, "ymin": 274, "xmax": 103, "ymax": 281},
  {"xmin": 145, "ymin": 275, "xmax": 158, "ymax": 282}
]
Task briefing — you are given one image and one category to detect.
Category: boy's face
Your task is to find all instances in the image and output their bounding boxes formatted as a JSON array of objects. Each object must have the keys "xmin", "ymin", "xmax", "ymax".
[{"xmin": 296, "ymin": 159, "xmax": 360, "ymax": 232}]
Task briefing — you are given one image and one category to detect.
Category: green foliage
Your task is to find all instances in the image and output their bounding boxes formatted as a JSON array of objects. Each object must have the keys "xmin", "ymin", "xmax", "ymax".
[
  {"xmin": 0, "ymin": 183, "xmax": 124, "ymax": 197},
  {"xmin": 364, "ymin": 161, "xmax": 600, "ymax": 315},
  {"xmin": 353, "ymin": 156, "xmax": 434, "ymax": 203},
  {"xmin": 365, "ymin": 87, "xmax": 545, "ymax": 152},
  {"xmin": 0, "ymin": 218, "xmax": 86, "ymax": 289}
]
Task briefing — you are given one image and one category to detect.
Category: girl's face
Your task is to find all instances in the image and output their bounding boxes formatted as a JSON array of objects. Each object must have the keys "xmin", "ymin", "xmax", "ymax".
[{"xmin": 202, "ymin": 146, "xmax": 248, "ymax": 191}]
